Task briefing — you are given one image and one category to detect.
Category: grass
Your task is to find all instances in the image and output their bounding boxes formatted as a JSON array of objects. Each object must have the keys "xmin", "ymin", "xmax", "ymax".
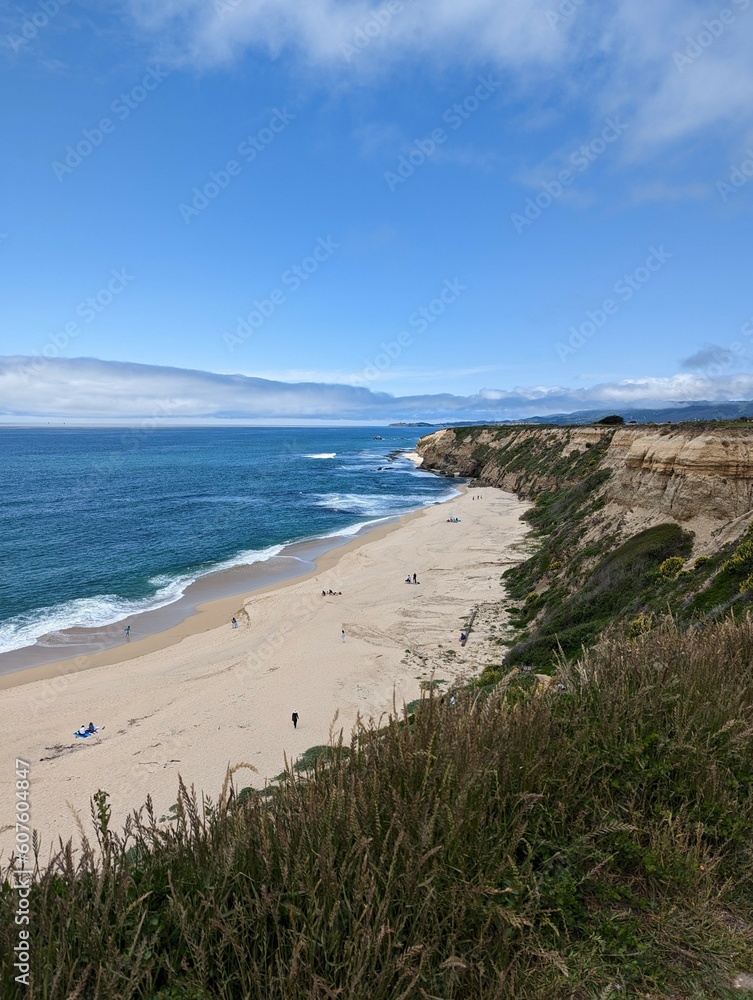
[
  {"xmin": 687, "ymin": 520, "xmax": 753, "ymax": 617},
  {"xmin": 3, "ymin": 618, "xmax": 753, "ymax": 998},
  {"xmin": 505, "ymin": 523, "xmax": 694, "ymax": 668}
]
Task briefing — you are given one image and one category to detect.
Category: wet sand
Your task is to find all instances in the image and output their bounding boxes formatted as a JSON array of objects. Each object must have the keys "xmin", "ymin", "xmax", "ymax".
[{"xmin": 0, "ymin": 486, "xmax": 531, "ymax": 863}]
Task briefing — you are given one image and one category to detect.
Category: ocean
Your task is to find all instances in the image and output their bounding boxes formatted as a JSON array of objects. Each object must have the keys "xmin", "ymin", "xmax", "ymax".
[{"xmin": 0, "ymin": 426, "xmax": 457, "ymax": 661}]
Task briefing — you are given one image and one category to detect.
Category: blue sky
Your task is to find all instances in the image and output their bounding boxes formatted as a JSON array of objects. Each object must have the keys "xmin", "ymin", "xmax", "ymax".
[{"xmin": 2, "ymin": 0, "xmax": 753, "ymax": 422}]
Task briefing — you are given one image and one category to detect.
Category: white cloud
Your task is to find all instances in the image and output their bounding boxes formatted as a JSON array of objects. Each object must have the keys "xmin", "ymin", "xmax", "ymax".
[
  {"xmin": 679, "ymin": 343, "xmax": 749, "ymax": 372},
  {"xmin": 3, "ymin": 356, "xmax": 753, "ymax": 423},
  {"xmin": 121, "ymin": 0, "xmax": 753, "ymax": 161},
  {"xmin": 124, "ymin": 0, "xmax": 567, "ymax": 71}
]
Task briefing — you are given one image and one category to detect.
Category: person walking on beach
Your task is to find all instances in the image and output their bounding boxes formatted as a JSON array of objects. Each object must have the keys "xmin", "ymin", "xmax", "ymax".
[
  {"xmin": 124, "ymin": 625, "xmax": 131, "ymax": 638},
  {"xmin": 341, "ymin": 629, "xmax": 346, "ymax": 642},
  {"xmin": 412, "ymin": 572, "xmax": 417, "ymax": 584},
  {"xmin": 292, "ymin": 712, "xmax": 299, "ymax": 729},
  {"xmin": 231, "ymin": 617, "xmax": 238, "ymax": 628}
]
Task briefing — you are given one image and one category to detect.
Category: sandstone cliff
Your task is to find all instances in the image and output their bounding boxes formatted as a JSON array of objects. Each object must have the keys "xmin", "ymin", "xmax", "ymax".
[{"xmin": 417, "ymin": 424, "xmax": 753, "ymax": 555}]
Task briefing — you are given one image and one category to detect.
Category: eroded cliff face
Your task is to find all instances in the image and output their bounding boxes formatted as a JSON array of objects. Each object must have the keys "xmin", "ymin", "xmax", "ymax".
[{"xmin": 418, "ymin": 424, "xmax": 753, "ymax": 554}]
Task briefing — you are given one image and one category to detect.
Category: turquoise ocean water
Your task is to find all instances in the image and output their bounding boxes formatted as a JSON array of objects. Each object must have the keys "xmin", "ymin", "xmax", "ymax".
[{"xmin": 0, "ymin": 427, "xmax": 457, "ymax": 657}]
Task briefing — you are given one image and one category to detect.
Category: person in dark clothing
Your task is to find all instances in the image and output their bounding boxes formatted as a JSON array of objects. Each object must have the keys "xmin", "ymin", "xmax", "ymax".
[{"xmin": 292, "ymin": 712, "xmax": 299, "ymax": 729}]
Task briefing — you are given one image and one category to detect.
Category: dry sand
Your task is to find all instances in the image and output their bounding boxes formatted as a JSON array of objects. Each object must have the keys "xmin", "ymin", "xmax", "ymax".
[{"xmin": 0, "ymin": 486, "xmax": 531, "ymax": 863}]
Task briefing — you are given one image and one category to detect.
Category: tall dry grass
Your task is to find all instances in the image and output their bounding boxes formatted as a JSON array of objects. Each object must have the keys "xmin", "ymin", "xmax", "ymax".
[{"xmin": 2, "ymin": 617, "xmax": 753, "ymax": 998}]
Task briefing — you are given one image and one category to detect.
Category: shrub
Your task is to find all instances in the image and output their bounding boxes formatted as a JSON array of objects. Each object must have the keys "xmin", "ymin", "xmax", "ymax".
[
  {"xmin": 597, "ymin": 414, "xmax": 625, "ymax": 425},
  {"xmin": 628, "ymin": 613, "xmax": 654, "ymax": 637},
  {"xmin": 659, "ymin": 556, "xmax": 685, "ymax": 579}
]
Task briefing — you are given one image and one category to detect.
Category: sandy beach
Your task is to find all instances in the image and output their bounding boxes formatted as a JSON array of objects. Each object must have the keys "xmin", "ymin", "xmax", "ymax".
[{"xmin": 0, "ymin": 486, "xmax": 530, "ymax": 863}]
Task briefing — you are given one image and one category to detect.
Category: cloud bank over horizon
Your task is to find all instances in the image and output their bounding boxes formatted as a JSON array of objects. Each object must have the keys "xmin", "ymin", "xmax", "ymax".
[{"xmin": 3, "ymin": 356, "xmax": 753, "ymax": 424}]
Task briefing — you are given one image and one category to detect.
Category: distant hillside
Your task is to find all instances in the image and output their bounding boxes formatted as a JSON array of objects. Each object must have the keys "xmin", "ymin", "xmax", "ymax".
[
  {"xmin": 418, "ymin": 423, "xmax": 753, "ymax": 666},
  {"xmin": 518, "ymin": 399, "xmax": 753, "ymax": 425}
]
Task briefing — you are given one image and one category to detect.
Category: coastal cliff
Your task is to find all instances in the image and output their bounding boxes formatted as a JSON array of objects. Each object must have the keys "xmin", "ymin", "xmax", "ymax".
[
  {"xmin": 417, "ymin": 423, "xmax": 753, "ymax": 665},
  {"xmin": 417, "ymin": 424, "xmax": 753, "ymax": 553}
]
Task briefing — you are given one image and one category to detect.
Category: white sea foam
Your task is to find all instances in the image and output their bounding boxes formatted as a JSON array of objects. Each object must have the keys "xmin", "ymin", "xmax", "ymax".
[
  {"xmin": 304, "ymin": 453, "xmax": 336, "ymax": 459},
  {"xmin": 0, "ymin": 588, "xmax": 183, "ymax": 656},
  {"xmin": 193, "ymin": 543, "xmax": 285, "ymax": 577},
  {"xmin": 0, "ymin": 488, "xmax": 461, "ymax": 657},
  {"xmin": 317, "ymin": 517, "xmax": 393, "ymax": 539},
  {"xmin": 314, "ymin": 489, "xmax": 459, "ymax": 518},
  {"xmin": 0, "ymin": 544, "xmax": 285, "ymax": 656},
  {"xmin": 314, "ymin": 493, "xmax": 411, "ymax": 516}
]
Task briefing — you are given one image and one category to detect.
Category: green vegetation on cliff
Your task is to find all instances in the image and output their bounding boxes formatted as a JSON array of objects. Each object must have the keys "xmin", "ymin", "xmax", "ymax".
[
  {"xmin": 506, "ymin": 523, "xmax": 694, "ymax": 665},
  {"xmin": 3, "ymin": 619, "xmax": 753, "ymax": 998},
  {"xmin": 424, "ymin": 424, "xmax": 753, "ymax": 669},
  {"xmin": 446, "ymin": 423, "xmax": 614, "ymax": 496}
]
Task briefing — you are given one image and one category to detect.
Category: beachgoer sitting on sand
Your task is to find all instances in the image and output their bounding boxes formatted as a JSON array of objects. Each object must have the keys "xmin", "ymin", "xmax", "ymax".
[
  {"xmin": 405, "ymin": 576, "xmax": 412, "ymax": 583},
  {"xmin": 86, "ymin": 722, "xmax": 96, "ymax": 733}
]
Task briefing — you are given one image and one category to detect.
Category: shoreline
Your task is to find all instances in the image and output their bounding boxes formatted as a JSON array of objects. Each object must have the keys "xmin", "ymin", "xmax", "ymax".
[
  {"xmin": 0, "ymin": 485, "xmax": 532, "ymax": 861},
  {"xmin": 0, "ymin": 492, "xmax": 459, "ymax": 690}
]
